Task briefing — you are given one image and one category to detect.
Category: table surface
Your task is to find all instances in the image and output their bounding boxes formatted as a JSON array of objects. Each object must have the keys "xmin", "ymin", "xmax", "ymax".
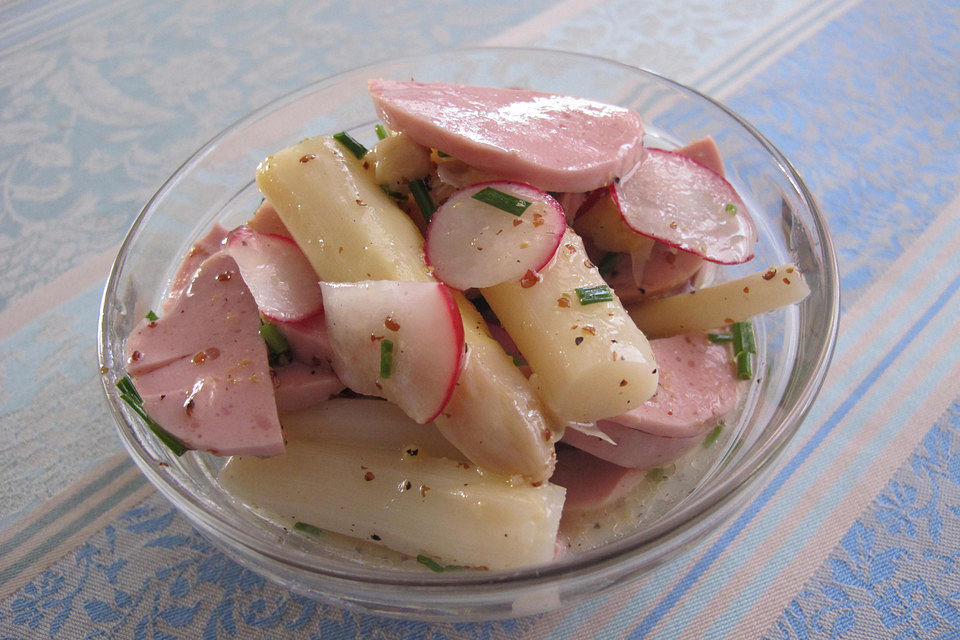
[{"xmin": 2, "ymin": 0, "xmax": 959, "ymax": 637}]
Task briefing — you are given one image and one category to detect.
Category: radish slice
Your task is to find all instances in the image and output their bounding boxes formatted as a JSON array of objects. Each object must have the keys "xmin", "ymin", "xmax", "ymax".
[
  {"xmin": 425, "ymin": 182, "xmax": 566, "ymax": 290},
  {"xmin": 368, "ymin": 79, "xmax": 645, "ymax": 193},
  {"xmin": 319, "ymin": 280, "xmax": 465, "ymax": 424},
  {"xmin": 224, "ymin": 225, "xmax": 323, "ymax": 322},
  {"xmin": 612, "ymin": 149, "xmax": 757, "ymax": 265}
]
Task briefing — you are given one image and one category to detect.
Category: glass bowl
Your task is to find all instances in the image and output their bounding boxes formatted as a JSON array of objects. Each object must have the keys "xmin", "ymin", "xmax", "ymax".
[{"xmin": 98, "ymin": 47, "xmax": 839, "ymax": 621}]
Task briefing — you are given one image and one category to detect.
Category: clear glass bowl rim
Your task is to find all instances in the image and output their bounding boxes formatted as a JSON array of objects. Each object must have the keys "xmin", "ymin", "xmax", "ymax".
[{"xmin": 98, "ymin": 46, "xmax": 840, "ymax": 598}]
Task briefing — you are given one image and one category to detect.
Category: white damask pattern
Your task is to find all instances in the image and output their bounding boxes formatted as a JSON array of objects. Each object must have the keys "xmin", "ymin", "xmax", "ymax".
[{"xmin": 0, "ymin": 0, "xmax": 560, "ymax": 313}]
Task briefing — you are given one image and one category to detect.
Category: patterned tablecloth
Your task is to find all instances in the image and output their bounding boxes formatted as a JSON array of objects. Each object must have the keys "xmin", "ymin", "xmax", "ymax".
[{"xmin": 1, "ymin": 0, "xmax": 959, "ymax": 637}]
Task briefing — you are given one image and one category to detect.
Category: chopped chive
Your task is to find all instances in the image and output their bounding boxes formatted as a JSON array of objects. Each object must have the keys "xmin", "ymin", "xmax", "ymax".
[
  {"xmin": 436, "ymin": 150, "xmax": 450, "ymax": 158},
  {"xmin": 732, "ymin": 321, "xmax": 756, "ymax": 355},
  {"xmin": 735, "ymin": 350, "xmax": 754, "ymax": 380},
  {"xmin": 409, "ymin": 179, "xmax": 435, "ymax": 221},
  {"xmin": 116, "ymin": 377, "xmax": 187, "ymax": 456},
  {"xmin": 703, "ymin": 424, "xmax": 724, "ymax": 448},
  {"xmin": 116, "ymin": 375, "xmax": 140, "ymax": 402},
  {"xmin": 731, "ymin": 322, "xmax": 755, "ymax": 379},
  {"xmin": 471, "ymin": 187, "xmax": 531, "ymax": 216},
  {"xmin": 375, "ymin": 124, "xmax": 390, "ymax": 140},
  {"xmin": 416, "ymin": 554, "xmax": 466, "ymax": 572},
  {"xmin": 708, "ymin": 332, "xmax": 734, "ymax": 343},
  {"xmin": 124, "ymin": 397, "xmax": 187, "ymax": 456},
  {"xmin": 575, "ymin": 284, "xmax": 614, "ymax": 305},
  {"xmin": 333, "ymin": 131, "xmax": 368, "ymax": 159},
  {"xmin": 145, "ymin": 310, "xmax": 158, "ymax": 322},
  {"xmin": 597, "ymin": 252, "xmax": 618, "ymax": 279},
  {"xmin": 259, "ymin": 322, "xmax": 290, "ymax": 357},
  {"xmin": 725, "ymin": 203, "xmax": 738, "ymax": 215},
  {"xmin": 645, "ymin": 467, "xmax": 668, "ymax": 483},
  {"xmin": 294, "ymin": 521, "xmax": 323, "ymax": 537},
  {"xmin": 379, "ymin": 184, "xmax": 405, "ymax": 199},
  {"xmin": 380, "ymin": 339, "xmax": 394, "ymax": 379},
  {"xmin": 512, "ymin": 355, "xmax": 527, "ymax": 367},
  {"xmin": 417, "ymin": 555, "xmax": 444, "ymax": 572}
]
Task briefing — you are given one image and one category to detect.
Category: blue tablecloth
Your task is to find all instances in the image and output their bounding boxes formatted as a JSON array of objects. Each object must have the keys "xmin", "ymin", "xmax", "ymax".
[{"xmin": 1, "ymin": 0, "xmax": 959, "ymax": 637}]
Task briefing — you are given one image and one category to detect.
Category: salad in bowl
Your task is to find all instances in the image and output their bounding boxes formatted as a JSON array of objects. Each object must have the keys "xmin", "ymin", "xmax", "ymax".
[{"xmin": 99, "ymin": 48, "xmax": 837, "ymax": 620}]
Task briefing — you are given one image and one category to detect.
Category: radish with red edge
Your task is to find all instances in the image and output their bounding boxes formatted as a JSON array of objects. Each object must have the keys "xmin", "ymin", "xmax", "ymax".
[
  {"xmin": 425, "ymin": 182, "xmax": 566, "ymax": 290},
  {"xmin": 612, "ymin": 148, "xmax": 757, "ymax": 265},
  {"xmin": 224, "ymin": 225, "xmax": 323, "ymax": 322},
  {"xmin": 319, "ymin": 280, "xmax": 465, "ymax": 424}
]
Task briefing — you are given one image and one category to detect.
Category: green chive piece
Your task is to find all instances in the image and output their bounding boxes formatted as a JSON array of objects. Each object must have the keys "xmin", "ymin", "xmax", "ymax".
[
  {"xmin": 708, "ymin": 333, "xmax": 734, "ymax": 343},
  {"xmin": 436, "ymin": 150, "xmax": 450, "ymax": 158},
  {"xmin": 294, "ymin": 521, "xmax": 323, "ymax": 537},
  {"xmin": 597, "ymin": 252, "xmax": 618, "ymax": 279},
  {"xmin": 145, "ymin": 310, "xmax": 158, "ymax": 322},
  {"xmin": 645, "ymin": 467, "xmax": 668, "ymax": 483},
  {"xmin": 731, "ymin": 322, "xmax": 755, "ymax": 379},
  {"xmin": 416, "ymin": 554, "xmax": 466, "ymax": 572},
  {"xmin": 116, "ymin": 375, "xmax": 140, "ymax": 402},
  {"xmin": 380, "ymin": 339, "xmax": 394, "ymax": 379},
  {"xmin": 736, "ymin": 350, "xmax": 754, "ymax": 380},
  {"xmin": 725, "ymin": 203, "xmax": 738, "ymax": 215},
  {"xmin": 333, "ymin": 131, "xmax": 368, "ymax": 159},
  {"xmin": 259, "ymin": 323, "xmax": 290, "ymax": 357},
  {"xmin": 375, "ymin": 124, "xmax": 389, "ymax": 140},
  {"xmin": 575, "ymin": 285, "xmax": 614, "ymax": 305},
  {"xmin": 732, "ymin": 321, "xmax": 756, "ymax": 355},
  {"xmin": 471, "ymin": 187, "xmax": 531, "ymax": 216},
  {"xmin": 379, "ymin": 184, "xmax": 405, "ymax": 199},
  {"xmin": 417, "ymin": 555, "xmax": 445, "ymax": 572},
  {"xmin": 703, "ymin": 424, "xmax": 724, "ymax": 448},
  {"xmin": 512, "ymin": 355, "xmax": 527, "ymax": 367},
  {"xmin": 116, "ymin": 377, "xmax": 187, "ymax": 456},
  {"xmin": 409, "ymin": 179, "xmax": 435, "ymax": 221}
]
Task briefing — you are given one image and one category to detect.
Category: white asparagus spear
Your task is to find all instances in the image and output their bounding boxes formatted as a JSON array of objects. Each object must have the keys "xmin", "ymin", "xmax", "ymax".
[
  {"xmin": 482, "ymin": 229, "xmax": 659, "ymax": 422},
  {"xmin": 221, "ymin": 437, "xmax": 565, "ymax": 570},
  {"xmin": 627, "ymin": 264, "xmax": 810, "ymax": 338}
]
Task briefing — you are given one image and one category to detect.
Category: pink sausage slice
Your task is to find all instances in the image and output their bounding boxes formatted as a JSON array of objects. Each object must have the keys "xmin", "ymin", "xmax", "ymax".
[
  {"xmin": 277, "ymin": 313, "xmax": 334, "ymax": 366},
  {"xmin": 675, "ymin": 136, "xmax": 725, "ymax": 177},
  {"xmin": 607, "ymin": 334, "xmax": 740, "ymax": 439},
  {"xmin": 368, "ymin": 79, "xmax": 645, "ymax": 193},
  {"xmin": 273, "ymin": 361, "xmax": 344, "ymax": 412},
  {"xmin": 604, "ymin": 245, "xmax": 705, "ymax": 305},
  {"xmin": 550, "ymin": 444, "xmax": 643, "ymax": 510},
  {"xmin": 638, "ymin": 242, "xmax": 705, "ymax": 298},
  {"xmin": 248, "ymin": 200, "xmax": 293, "ymax": 238},
  {"xmin": 125, "ymin": 252, "xmax": 284, "ymax": 457},
  {"xmin": 162, "ymin": 224, "xmax": 228, "ymax": 313},
  {"xmin": 561, "ymin": 334, "xmax": 740, "ymax": 468}
]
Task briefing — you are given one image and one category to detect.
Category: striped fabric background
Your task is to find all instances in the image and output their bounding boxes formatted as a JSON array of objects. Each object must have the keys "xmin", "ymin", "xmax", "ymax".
[{"xmin": 1, "ymin": 0, "xmax": 958, "ymax": 637}]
